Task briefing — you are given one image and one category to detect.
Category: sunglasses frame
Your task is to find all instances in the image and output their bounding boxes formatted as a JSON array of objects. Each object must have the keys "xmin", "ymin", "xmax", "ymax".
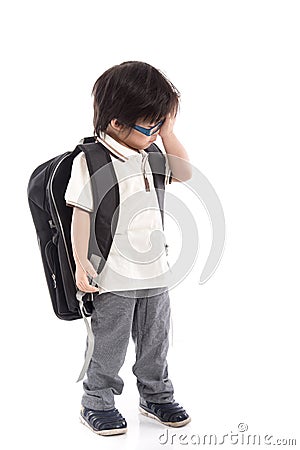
[{"xmin": 132, "ymin": 119, "xmax": 165, "ymax": 136}]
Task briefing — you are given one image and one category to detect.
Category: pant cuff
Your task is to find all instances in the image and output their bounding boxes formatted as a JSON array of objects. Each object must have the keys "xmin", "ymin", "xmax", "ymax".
[{"xmin": 81, "ymin": 399, "xmax": 115, "ymax": 411}]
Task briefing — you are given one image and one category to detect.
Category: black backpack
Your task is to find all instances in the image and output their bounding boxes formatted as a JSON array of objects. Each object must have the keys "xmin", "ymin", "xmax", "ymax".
[{"xmin": 27, "ymin": 137, "xmax": 96, "ymax": 322}]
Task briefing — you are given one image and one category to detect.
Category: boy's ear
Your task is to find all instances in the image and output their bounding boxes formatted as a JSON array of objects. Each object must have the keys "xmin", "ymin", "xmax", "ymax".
[{"xmin": 110, "ymin": 119, "xmax": 125, "ymax": 131}]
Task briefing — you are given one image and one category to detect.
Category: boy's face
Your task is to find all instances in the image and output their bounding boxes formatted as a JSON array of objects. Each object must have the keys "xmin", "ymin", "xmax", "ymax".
[{"xmin": 107, "ymin": 118, "xmax": 162, "ymax": 151}]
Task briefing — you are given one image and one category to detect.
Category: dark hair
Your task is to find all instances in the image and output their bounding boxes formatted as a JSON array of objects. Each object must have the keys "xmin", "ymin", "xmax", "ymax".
[{"xmin": 91, "ymin": 61, "xmax": 181, "ymax": 139}]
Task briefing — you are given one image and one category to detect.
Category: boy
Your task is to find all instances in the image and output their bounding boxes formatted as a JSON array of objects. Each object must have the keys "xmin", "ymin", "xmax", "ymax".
[{"xmin": 65, "ymin": 61, "xmax": 192, "ymax": 436}]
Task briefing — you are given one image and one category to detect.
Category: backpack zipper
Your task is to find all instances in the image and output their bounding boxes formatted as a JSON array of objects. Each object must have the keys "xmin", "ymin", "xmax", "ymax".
[
  {"xmin": 47, "ymin": 153, "xmax": 76, "ymax": 284},
  {"xmin": 51, "ymin": 273, "xmax": 57, "ymax": 288},
  {"xmin": 44, "ymin": 239, "xmax": 58, "ymax": 288}
]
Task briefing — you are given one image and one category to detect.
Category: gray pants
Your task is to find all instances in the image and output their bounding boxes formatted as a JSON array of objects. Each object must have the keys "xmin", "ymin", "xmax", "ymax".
[{"xmin": 81, "ymin": 287, "xmax": 175, "ymax": 410}]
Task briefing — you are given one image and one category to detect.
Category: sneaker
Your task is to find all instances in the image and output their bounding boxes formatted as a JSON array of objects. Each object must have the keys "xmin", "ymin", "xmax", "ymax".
[
  {"xmin": 79, "ymin": 405, "xmax": 127, "ymax": 436},
  {"xmin": 139, "ymin": 398, "xmax": 191, "ymax": 427}
]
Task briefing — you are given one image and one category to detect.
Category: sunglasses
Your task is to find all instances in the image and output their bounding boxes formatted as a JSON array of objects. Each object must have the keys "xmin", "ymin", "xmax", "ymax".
[{"xmin": 131, "ymin": 119, "xmax": 165, "ymax": 136}]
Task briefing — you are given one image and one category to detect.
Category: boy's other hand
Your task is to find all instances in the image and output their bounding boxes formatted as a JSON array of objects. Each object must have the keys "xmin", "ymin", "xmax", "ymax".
[{"xmin": 75, "ymin": 260, "xmax": 99, "ymax": 293}]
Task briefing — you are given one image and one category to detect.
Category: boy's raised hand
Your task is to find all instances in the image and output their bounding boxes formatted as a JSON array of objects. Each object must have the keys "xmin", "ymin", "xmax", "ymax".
[
  {"xmin": 75, "ymin": 260, "xmax": 99, "ymax": 293},
  {"xmin": 158, "ymin": 112, "xmax": 176, "ymax": 139}
]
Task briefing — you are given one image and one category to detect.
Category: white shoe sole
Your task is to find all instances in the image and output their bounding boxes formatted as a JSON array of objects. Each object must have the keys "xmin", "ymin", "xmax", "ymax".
[
  {"xmin": 139, "ymin": 406, "xmax": 191, "ymax": 427},
  {"xmin": 79, "ymin": 414, "xmax": 127, "ymax": 436}
]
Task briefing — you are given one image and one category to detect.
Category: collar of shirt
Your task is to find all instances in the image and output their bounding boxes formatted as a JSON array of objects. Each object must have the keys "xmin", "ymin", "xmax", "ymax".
[
  {"xmin": 96, "ymin": 131, "xmax": 147, "ymax": 162},
  {"xmin": 96, "ymin": 131, "xmax": 151, "ymax": 192}
]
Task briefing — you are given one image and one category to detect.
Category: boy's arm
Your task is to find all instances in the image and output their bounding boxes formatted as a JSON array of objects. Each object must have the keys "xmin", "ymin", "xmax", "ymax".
[
  {"xmin": 71, "ymin": 206, "xmax": 99, "ymax": 293},
  {"xmin": 159, "ymin": 113, "xmax": 193, "ymax": 182}
]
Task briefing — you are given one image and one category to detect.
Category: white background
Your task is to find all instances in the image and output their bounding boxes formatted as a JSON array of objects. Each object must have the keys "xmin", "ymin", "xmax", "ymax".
[{"xmin": 1, "ymin": 0, "xmax": 299, "ymax": 449}]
